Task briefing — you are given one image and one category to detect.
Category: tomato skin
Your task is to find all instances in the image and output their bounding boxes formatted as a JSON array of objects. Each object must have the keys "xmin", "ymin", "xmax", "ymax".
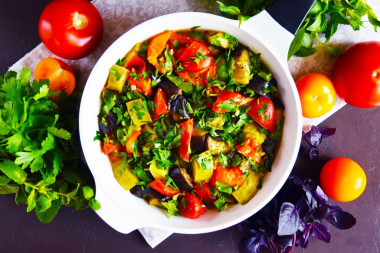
[
  {"xmin": 179, "ymin": 192, "xmax": 206, "ymax": 219},
  {"xmin": 125, "ymin": 56, "xmax": 152, "ymax": 96},
  {"xmin": 193, "ymin": 182, "xmax": 216, "ymax": 203},
  {"xmin": 296, "ymin": 73, "xmax": 336, "ymax": 118},
  {"xmin": 34, "ymin": 57, "xmax": 76, "ymax": 96},
  {"xmin": 332, "ymin": 41, "xmax": 380, "ymax": 108},
  {"xmin": 210, "ymin": 166, "xmax": 246, "ymax": 188},
  {"xmin": 177, "ymin": 119, "xmax": 193, "ymax": 162},
  {"xmin": 212, "ymin": 91, "xmax": 245, "ymax": 113},
  {"xmin": 148, "ymin": 179, "xmax": 180, "ymax": 197},
  {"xmin": 247, "ymin": 97, "xmax": 276, "ymax": 132},
  {"xmin": 153, "ymin": 88, "xmax": 169, "ymax": 121},
  {"xmin": 235, "ymin": 138, "xmax": 263, "ymax": 164},
  {"xmin": 319, "ymin": 157, "xmax": 366, "ymax": 202},
  {"xmin": 125, "ymin": 130, "xmax": 141, "ymax": 154},
  {"xmin": 38, "ymin": 0, "xmax": 103, "ymax": 59}
]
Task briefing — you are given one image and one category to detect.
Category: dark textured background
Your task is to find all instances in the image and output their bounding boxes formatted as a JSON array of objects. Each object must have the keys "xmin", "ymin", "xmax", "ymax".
[{"xmin": 0, "ymin": 1, "xmax": 379, "ymax": 253}]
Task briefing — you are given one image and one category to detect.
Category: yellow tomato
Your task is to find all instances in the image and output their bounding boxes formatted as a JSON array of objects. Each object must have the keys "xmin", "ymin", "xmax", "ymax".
[
  {"xmin": 319, "ymin": 157, "xmax": 366, "ymax": 202},
  {"xmin": 296, "ymin": 73, "xmax": 336, "ymax": 118}
]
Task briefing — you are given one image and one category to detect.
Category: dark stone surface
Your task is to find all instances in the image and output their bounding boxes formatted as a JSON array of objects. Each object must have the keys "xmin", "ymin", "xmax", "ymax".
[{"xmin": 0, "ymin": 1, "xmax": 379, "ymax": 253}]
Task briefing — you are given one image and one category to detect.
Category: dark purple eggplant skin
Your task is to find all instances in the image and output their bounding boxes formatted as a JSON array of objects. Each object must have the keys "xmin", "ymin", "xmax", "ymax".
[
  {"xmin": 169, "ymin": 167, "xmax": 193, "ymax": 191},
  {"xmin": 262, "ymin": 137, "xmax": 278, "ymax": 155},
  {"xmin": 227, "ymin": 150, "xmax": 238, "ymax": 159},
  {"xmin": 230, "ymin": 46, "xmax": 246, "ymax": 58},
  {"xmin": 98, "ymin": 110, "xmax": 118, "ymax": 136},
  {"xmin": 130, "ymin": 185, "xmax": 167, "ymax": 202},
  {"xmin": 190, "ymin": 135, "xmax": 206, "ymax": 155},
  {"xmin": 168, "ymin": 94, "xmax": 193, "ymax": 119},
  {"xmin": 246, "ymin": 75, "xmax": 284, "ymax": 109},
  {"xmin": 265, "ymin": 93, "xmax": 285, "ymax": 109},
  {"xmin": 159, "ymin": 77, "xmax": 182, "ymax": 98}
]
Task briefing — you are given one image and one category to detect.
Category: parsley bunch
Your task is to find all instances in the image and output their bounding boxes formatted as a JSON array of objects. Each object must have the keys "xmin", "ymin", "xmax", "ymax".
[
  {"xmin": 0, "ymin": 69, "xmax": 100, "ymax": 223},
  {"xmin": 216, "ymin": 0, "xmax": 380, "ymax": 59}
]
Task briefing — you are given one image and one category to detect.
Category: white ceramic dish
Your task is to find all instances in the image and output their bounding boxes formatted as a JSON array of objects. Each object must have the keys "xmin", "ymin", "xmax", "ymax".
[{"xmin": 79, "ymin": 10, "xmax": 304, "ymax": 234}]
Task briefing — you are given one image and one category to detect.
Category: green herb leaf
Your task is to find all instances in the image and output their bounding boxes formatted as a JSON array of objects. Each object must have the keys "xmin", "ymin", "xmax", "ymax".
[
  {"xmin": 82, "ymin": 186, "xmax": 95, "ymax": 200},
  {"xmin": 216, "ymin": 181, "xmax": 233, "ymax": 195},
  {"xmin": 0, "ymin": 160, "xmax": 27, "ymax": 184}
]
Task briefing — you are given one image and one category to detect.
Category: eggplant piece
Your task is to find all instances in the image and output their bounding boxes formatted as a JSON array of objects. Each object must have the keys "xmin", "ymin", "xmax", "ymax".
[
  {"xmin": 98, "ymin": 110, "xmax": 118, "ymax": 136},
  {"xmin": 159, "ymin": 77, "xmax": 182, "ymax": 98},
  {"xmin": 205, "ymin": 31, "xmax": 237, "ymax": 49},
  {"xmin": 230, "ymin": 47, "xmax": 246, "ymax": 58},
  {"xmin": 130, "ymin": 185, "xmax": 167, "ymax": 201},
  {"xmin": 169, "ymin": 167, "xmax": 193, "ymax": 191},
  {"xmin": 190, "ymin": 135, "xmax": 207, "ymax": 155},
  {"xmin": 227, "ymin": 150, "xmax": 238, "ymax": 159},
  {"xmin": 264, "ymin": 93, "xmax": 285, "ymax": 109},
  {"xmin": 206, "ymin": 136, "xmax": 231, "ymax": 155},
  {"xmin": 212, "ymin": 130, "xmax": 224, "ymax": 142},
  {"xmin": 168, "ymin": 94, "xmax": 193, "ymax": 120},
  {"xmin": 231, "ymin": 48, "xmax": 251, "ymax": 85},
  {"xmin": 246, "ymin": 75, "xmax": 285, "ymax": 109},
  {"xmin": 262, "ymin": 137, "xmax": 278, "ymax": 156}
]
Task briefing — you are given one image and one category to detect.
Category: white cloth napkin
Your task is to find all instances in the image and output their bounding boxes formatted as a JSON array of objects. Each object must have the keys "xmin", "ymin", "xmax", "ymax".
[{"xmin": 8, "ymin": 0, "xmax": 380, "ymax": 248}]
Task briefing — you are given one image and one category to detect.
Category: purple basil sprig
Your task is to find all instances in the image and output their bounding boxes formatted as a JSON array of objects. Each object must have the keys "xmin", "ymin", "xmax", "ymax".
[
  {"xmin": 302, "ymin": 126, "xmax": 336, "ymax": 160},
  {"xmin": 239, "ymin": 175, "xmax": 356, "ymax": 253}
]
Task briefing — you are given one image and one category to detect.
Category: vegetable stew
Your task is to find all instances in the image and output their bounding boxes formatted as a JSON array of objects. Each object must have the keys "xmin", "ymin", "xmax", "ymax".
[{"xmin": 96, "ymin": 28, "xmax": 284, "ymax": 219}]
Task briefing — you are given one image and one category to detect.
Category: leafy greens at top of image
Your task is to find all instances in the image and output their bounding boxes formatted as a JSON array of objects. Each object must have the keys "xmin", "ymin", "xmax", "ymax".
[
  {"xmin": 0, "ymin": 68, "xmax": 100, "ymax": 223},
  {"xmin": 216, "ymin": 0, "xmax": 380, "ymax": 59}
]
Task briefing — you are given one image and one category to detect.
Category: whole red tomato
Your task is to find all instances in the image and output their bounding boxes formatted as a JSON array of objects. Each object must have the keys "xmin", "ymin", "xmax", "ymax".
[
  {"xmin": 39, "ymin": 0, "xmax": 104, "ymax": 59},
  {"xmin": 332, "ymin": 41, "xmax": 380, "ymax": 108}
]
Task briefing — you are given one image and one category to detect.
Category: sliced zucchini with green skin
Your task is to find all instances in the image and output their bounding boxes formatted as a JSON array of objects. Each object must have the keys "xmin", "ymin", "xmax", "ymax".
[
  {"xmin": 192, "ymin": 151, "xmax": 214, "ymax": 183},
  {"xmin": 107, "ymin": 65, "xmax": 129, "ymax": 92},
  {"xmin": 149, "ymin": 160, "xmax": 168, "ymax": 180},
  {"xmin": 206, "ymin": 136, "xmax": 231, "ymax": 155},
  {"xmin": 231, "ymin": 49, "xmax": 251, "ymax": 85},
  {"xmin": 111, "ymin": 159, "xmax": 139, "ymax": 191},
  {"xmin": 126, "ymin": 98, "xmax": 152, "ymax": 128},
  {"xmin": 232, "ymin": 171, "xmax": 263, "ymax": 205}
]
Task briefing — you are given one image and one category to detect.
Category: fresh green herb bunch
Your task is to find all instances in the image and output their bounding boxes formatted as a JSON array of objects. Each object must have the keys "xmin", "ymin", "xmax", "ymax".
[
  {"xmin": 216, "ymin": 0, "xmax": 380, "ymax": 59},
  {"xmin": 0, "ymin": 68, "xmax": 100, "ymax": 223}
]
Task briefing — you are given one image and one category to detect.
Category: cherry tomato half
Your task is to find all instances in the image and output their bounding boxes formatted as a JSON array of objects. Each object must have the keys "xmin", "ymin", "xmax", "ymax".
[
  {"xmin": 319, "ymin": 157, "xmax": 366, "ymax": 202},
  {"xmin": 38, "ymin": 0, "xmax": 104, "ymax": 59},
  {"xmin": 296, "ymin": 73, "xmax": 336, "ymax": 118},
  {"xmin": 332, "ymin": 41, "xmax": 380, "ymax": 108},
  {"xmin": 34, "ymin": 57, "xmax": 76, "ymax": 96}
]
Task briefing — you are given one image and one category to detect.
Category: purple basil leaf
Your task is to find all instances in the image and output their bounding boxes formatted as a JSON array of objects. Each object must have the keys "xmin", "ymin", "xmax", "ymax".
[
  {"xmin": 239, "ymin": 222, "xmax": 261, "ymax": 236},
  {"xmin": 314, "ymin": 205, "xmax": 329, "ymax": 220},
  {"xmin": 324, "ymin": 203, "xmax": 343, "ymax": 212},
  {"xmin": 309, "ymin": 146, "xmax": 319, "ymax": 160},
  {"xmin": 296, "ymin": 227, "xmax": 310, "ymax": 248},
  {"xmin": 296, "ymin": 197, "xmax": 310, "ymax": 219},
  {"xmin": 310, "ymin": 126, "xmax": 336, "ymax": 146},
  {"xmin": 278, "ymin": 202, "xmax": 300, "ymax": 236},
  {"xmin": 305, "ymin": 190, "xmax": 318, "ymax": 209},
  {"xmin": 239, "ymin": 235, "xmax": 267, "ymax": 253},
  {"xmin": 319, "ymin": 127, "xmax": 337, "ymax": 138},
  {"xmin": 314, "ymin": 185, "xmax": 328, "ymax": 204},
  {"xmin": 326, "ymin": 210, "xmax": 356, "ymax": 230},
  {"xmin": 311, "ymin": 222, "xmax": 331, "ymax": 243}
]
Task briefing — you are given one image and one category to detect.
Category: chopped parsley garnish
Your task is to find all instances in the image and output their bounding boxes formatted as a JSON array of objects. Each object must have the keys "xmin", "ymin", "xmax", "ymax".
[{"xmin": 110, "ymin": 67, "xmax": 121, "ymax": 81}]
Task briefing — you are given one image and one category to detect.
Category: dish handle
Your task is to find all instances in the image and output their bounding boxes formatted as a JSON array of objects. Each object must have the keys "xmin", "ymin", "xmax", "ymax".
[{"xmin": 240, "ymin": 0, "xmax": 316, "ymax": 62}]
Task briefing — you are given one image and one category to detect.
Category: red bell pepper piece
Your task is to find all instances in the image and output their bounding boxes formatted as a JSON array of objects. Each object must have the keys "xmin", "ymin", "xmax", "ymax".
[
  {"xmin": 153, "ymin": 88, "xmax": 169, "ymax": 121},
  {"xmin": 179, "ymin": 192, "xmax": 207, "ymax": 219},
  {"xmin": 125, "ymin": 129, "xmax": 141, "ymax": 154},
  {"xmin": 212, "ymin": 91, "xmax": 245, "ymax": 113},
  {"xmin": 194, "ymin": 182, "xmax": 216, "ymax": 203},
  {"xmin": 236, "ymin": 138, "xmax": 263, "ymax": 164},
  {"xmin": 210, "ymin": 166, "xmax": 246, "ymax": 188},
  {"xmin": 148, "ymin": 179, "xmax": 181, "ymax": 197},
  {"xmin": 247, "ymin": 96, "xmax": 276, "ymax": 133},
  {"xmin": 177, "ymin": 118, "xmax": 193, "ymax": 162},
  {"xmin": 102, "ymin": 136, "xmax": 119, "ymax": 155},
  {"xmin": 126, "ymin": 55, "xmax": 152, "ymax": 96}
]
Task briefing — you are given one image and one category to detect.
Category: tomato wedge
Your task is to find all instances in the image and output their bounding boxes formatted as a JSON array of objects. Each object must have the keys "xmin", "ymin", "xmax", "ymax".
[
  {"xmin": 210, "ymin": 166, "xmax": 246, "ymax": 188},
  {"xmin": 194, "ymin": 182, "xmax": 216, "ymax": 203},
  {"xmin": 169, "ymin": 32, "xmax": 195, "ymax": 48},
  {"xmin": 248, "ymin": 96, "xmax": 276, "ymax": 133},
  {"xmin": 177, "ymin": 118, "xmax": 193, "ymax": 162},
  {"xmin": 236, "ymin": 138, "xmax": 263, "ymax": 164},
  {"xmin": 212, "ymin": 91, "xmax": 245, "ymax": 113},
  {"xmin": 148, "ymin": 179, "xmax": 180, "ymax": 197},
  {"xmin": 153, "ymin": 88, "xmax": 169, "ymax": 121},
  {"xmin": 179, "ymin": 192, "xmax": 206, "ymax": 219},
  {"xmin": 125, "ymin": 55, "xmax": 152, "ymax": 96},
  {"xmin": 125, "ymin": 129, "xmax": 141, "ymax": 155},
  {"xmin": 147, "ymin": 30, "xmax": 173, "ymax": 73}
]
